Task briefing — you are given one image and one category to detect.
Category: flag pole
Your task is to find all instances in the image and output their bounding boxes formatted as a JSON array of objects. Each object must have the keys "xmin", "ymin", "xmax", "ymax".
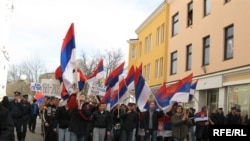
[
  {"xmin": 76, "ymin": 66, "xmax": 100, "ymax": 104},
  {"xmin": 145, "ymin": 82, "xmax": 162, "ymax": 109}
]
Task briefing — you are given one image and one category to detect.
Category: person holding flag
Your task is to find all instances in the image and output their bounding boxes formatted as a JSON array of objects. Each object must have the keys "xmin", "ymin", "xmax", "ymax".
[
  {"xmin": 144, "ymin": 101, "xmax": 164, "ymax": 141},
  {"xmin": 171, "ymin": 105, "xmax": 190, "ymax": 141},
  {"xmin": 194, "ymin": 106, "xmax": 211, "ymax": 141}
]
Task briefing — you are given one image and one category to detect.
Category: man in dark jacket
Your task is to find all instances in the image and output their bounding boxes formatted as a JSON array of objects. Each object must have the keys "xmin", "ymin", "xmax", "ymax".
[
  {"xmin": 10, "ymin": 91, "xmax": 23, "ymax": 141},
  {"xmin": 69, "ymin": 94, "xmax": 93, "ymax": 141},
  {"xmin": 20, "ymin": 94, "xmax": 31, "ymax": 141},
  {"xmin": 43, "ymin": 96, "xmax": 57, "ymax": 141},
  {"xmin": 120, "ymin": 102, "xmax": 138, "ymax": 141},
  {"xmin": 144, "ymin": 101, "xmax": 163, "ymax": 141},
  {"xmin": 55, "ymin": 102, "xmax": 71, "ymax": 141},
  {"xmin": 91, "ymin": 102, "xmax": 112, "ymax": 141},
  {"xmin": 0, "ymin": 103, "xmax": 15, "ymax": 141}
]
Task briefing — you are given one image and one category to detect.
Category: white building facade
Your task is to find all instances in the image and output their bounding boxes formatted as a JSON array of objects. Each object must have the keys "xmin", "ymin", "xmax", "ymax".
[{"xmin": 0, "ymin": 0, "xmax": 13, "ymax": 99}]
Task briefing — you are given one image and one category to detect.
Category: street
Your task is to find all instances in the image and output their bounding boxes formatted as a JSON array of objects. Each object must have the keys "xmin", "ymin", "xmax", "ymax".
[{"xmin": 15, "ymin": 118, "xmax": 43, "ymax": 141}]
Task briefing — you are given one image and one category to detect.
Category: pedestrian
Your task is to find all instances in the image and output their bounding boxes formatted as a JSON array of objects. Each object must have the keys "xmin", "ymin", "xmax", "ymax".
[
  {"xmin": 10, "ymin": 91, "xmax": 23, "ymax": 141},
  {"xmin": 144, "ymin": 101, "xmax": 164, "ymax": 141},
  {"xmin": 20, "ymin": 94, "xmax": 32, "ymax": 141},
  {"xmin": 29, "ymin": 99, "xmax": 39, "ymax": 133},
  {"xmin": 171, "ymin": 105, "xmax": 189, "ymax": 141},
  {"xmin": 55, "ymin": 102, "xmax": 71, "ymax": 141},
  {"xmin": 120, "ymin": 102, "xmax": 138, "ymax": 141},
  {"xmin": 68, "ymin": 93, "xmax": 93, "ymax": 141},
  {"xmin": 43, "ymin": 96, "xmax": 58, "ymax": 141},
  {"xmin": 0, "ymin": 103, "xmax": 15, "ymax": 141},
  {"xmin": 91, "ymin": 102, "xmax": 112, "ymax": 141}
]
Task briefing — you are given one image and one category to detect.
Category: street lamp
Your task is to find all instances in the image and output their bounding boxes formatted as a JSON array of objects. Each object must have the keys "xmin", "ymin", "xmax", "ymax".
[{"xmin": 20, "ymin": 74, "xmax": 27, "ymax": 94}]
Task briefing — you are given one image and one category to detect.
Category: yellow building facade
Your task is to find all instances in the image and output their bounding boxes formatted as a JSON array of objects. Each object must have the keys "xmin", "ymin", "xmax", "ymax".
[
  {"xmin": 128, "ymin": 0, "xmax": 250, "ymax": 115},
  {"xmin": 127, "ymin": 2, "xmax": 169, "ymax": 91}
]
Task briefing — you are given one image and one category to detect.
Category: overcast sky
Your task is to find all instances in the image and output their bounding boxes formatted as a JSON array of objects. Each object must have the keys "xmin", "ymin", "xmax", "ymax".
[{"xmin": 8, "ymin": 0, "xmax": 163, "ymax": 72}]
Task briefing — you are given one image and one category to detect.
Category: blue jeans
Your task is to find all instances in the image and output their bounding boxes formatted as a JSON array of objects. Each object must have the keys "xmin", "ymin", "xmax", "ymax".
[
  {"xmin": 70, "ymin": 131, "xmax": 87, "ymax": 141},
  {"xmin": 189, "ymin": 126, "xmax": 195, "ymax": 141},
  {"xmin": 121, "ymin": 130, "xmax": 133, "ymax": 141},
  {"xmin": 173, "ymin": 138, "xmax": 184, "ymax": 141},
  {"xmin": 145, "ymin": 129, "xmax": 157, "ymax": 141},
  {"xmin": 58, "ymin": 128, "xmax": 70, "ymax": 141}
]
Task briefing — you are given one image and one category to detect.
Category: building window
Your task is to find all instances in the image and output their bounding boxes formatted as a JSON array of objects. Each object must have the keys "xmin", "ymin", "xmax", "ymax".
[
  {"xmin": 149, "ymin": 34, "xmax": 152, "ymax": 50},
  {"xmin": 139, "ymin": 42, "xmax": 142, "ymax": 57},
  {"xmin": 143, "ymin": 65, "xmax": 146, "ymax": 78},
  {"xmin": 146, "ymin": 64, "xmax": 150, "ymax": 80},
  {"xmin": 227, "ymin": 84, "xmax": 250, "ymax": 117},
  {"xmin": 170, "ymin": 51, "xmax": 177, "ymax": 75},
  {"xmin": 161, "ymin": 24, "xmax": 165, "ymax": 43},
  {"xmin": 145, "ymin": 37, "xmax": 148, "ymax": 54},
  {"xmin": 204, "ymin": 0, "xmax": 211, "ymax": 16},
  {"xmin": 186, "ymin": 44, "xmax": 192, "ymax": 71},
  {"xmin": 145, "ymin": 34, "xmax": 152, "ymax": 53},
  {"xmin": 224, "ymin": 24, "xmax": 234, "ymax": 60},
  {"xmin": 131, "ymin": 45, "xmax": 136, "ymax": 59},
  {"xmin": 155, "ymin": 59, "xmax": 159, "ymax": 78},
  {"xmin": 202, "ymin": 36, "xmax": 210, "ymax": 66},
  {"xmin": 187, "ymin": 2, "xmax": 193, "ymax": 27},
  {"xmin": 172, "ymin": 13, "xmax": 179, "ymax": 36},
  {"xmin": 157, "ymin": 27, "xmax": 161, "ymax": 46},
  {"xmin": 207, "ymin": 89, "xmax": 219, "ymax": 114},
  {"xmin": 159, "ymin": 57, "xmax": 163, "ymax": 77}
]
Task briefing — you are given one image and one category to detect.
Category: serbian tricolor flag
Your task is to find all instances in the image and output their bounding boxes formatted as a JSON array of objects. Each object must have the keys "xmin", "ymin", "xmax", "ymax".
[
  {"xmin": 154, "ymin": 73, "xmax": 192, "ymax": 112},
  {"xmin": 158, "ymin": 115, "xmax": 172, "ymax": 131},
  {"xmin": 194, "ymin": 110, "xmax": 208, "ymax": 122},
  {"xmin": 134, "ymin": 68, "xmax": 151, "ymax": 112},
  {"xmin": 105, "ymin": 62, "xmax": 125, "ymax": 90},
  {"xmin": 170, "ymin": 73, "xmax": 193, "ymax": 103},
  {"xmin": 87, "ymin": 59, "xmax": 104, "ymax": 82},
  {"xmin": 116, "ymin": 65, "xmax": 136, "ymax": 103},
  {"xmin": 60, "ymin": 23, "xmax": 78, "ymax": 93},
  {"xmin": 55, "ymin": 65, "xmax": 87, "ymax": 99},
  {"xmin": 189, "ymin": 80, "xmax": 198, "ymax": 101},
  {"xmin": 101, "ymin": 88, "xmax": 111, "ymax": 104}
]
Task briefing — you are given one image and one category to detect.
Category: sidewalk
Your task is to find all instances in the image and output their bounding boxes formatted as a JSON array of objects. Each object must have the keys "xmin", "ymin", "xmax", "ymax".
[{"xmin": 15, "ymin": 118, "xmax": 44, "ymax": 141}]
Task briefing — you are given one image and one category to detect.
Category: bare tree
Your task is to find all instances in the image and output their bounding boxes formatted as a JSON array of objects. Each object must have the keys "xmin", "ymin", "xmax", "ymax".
[
  {"xmin": 78, "ymin": 48, "xmax": 124, "ymax": 77},
  {"xmin": 78, "ymin": 51, "xmax": 104, "ymax": 76},
  {"xmin": 104, "ymin": 48, "xmax": 124, "ymax": 76},
  {"xmin": 7, "ymin": 56, "xmax": 47, "ymax": 82},
  {"xmin": 7, "ymin": 64, "xmax": 22, "ymax": 82}
]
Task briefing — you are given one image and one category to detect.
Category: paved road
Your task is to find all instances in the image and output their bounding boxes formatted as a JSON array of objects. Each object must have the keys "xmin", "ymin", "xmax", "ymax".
[{"xmin": 15, "ymin": 118, "xmax": 44, "ymax": 141}]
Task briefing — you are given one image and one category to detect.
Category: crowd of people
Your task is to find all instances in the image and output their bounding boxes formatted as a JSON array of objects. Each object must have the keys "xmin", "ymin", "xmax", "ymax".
[{"xmin": 1, "ymin": 91, "xmax": 250, "ymax": 141}]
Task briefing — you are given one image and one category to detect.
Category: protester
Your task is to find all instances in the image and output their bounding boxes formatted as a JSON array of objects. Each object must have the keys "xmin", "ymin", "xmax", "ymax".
[
  {"xmin": 55, "ymin": 102, "xmax": 71, "ymax": 141},
  {"xmin": 210, "ymin": 108, "xmax": 225, "ymax": 125},
  {"xmin": 186, "ymin": 108, "xmax": 195, "ymax": 141},
  {"xmin": 171, "ymin": 105, "xmax": 189, "ymax": 141},
  {"xmin": 43, "ymin": 96, "xmax": 58, "ymax": 141},
  {"xmin": 120, "ymin": 102, "xmax": 138, "ymax": 141},
  {"xmin": 225, "ymin": 106, "xmax": 241, "ymax": 125},
  {"xmin": 112, "ymin": 104, "xmax": 126, "ymax": 141},
  {"xmin": 69, "ymin": 93, "xmax": 93, "ymax": 141},
  {"xmin": 195, "ymin": 106, "xmax": 210, "ymax": 141},
  {"xmin": 144, "ymin": 101, "xmax": 164, "ymax": 141},
  {"xmin": 91, "ymin": 102, "xmax": 112, "ymax": 141}
]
